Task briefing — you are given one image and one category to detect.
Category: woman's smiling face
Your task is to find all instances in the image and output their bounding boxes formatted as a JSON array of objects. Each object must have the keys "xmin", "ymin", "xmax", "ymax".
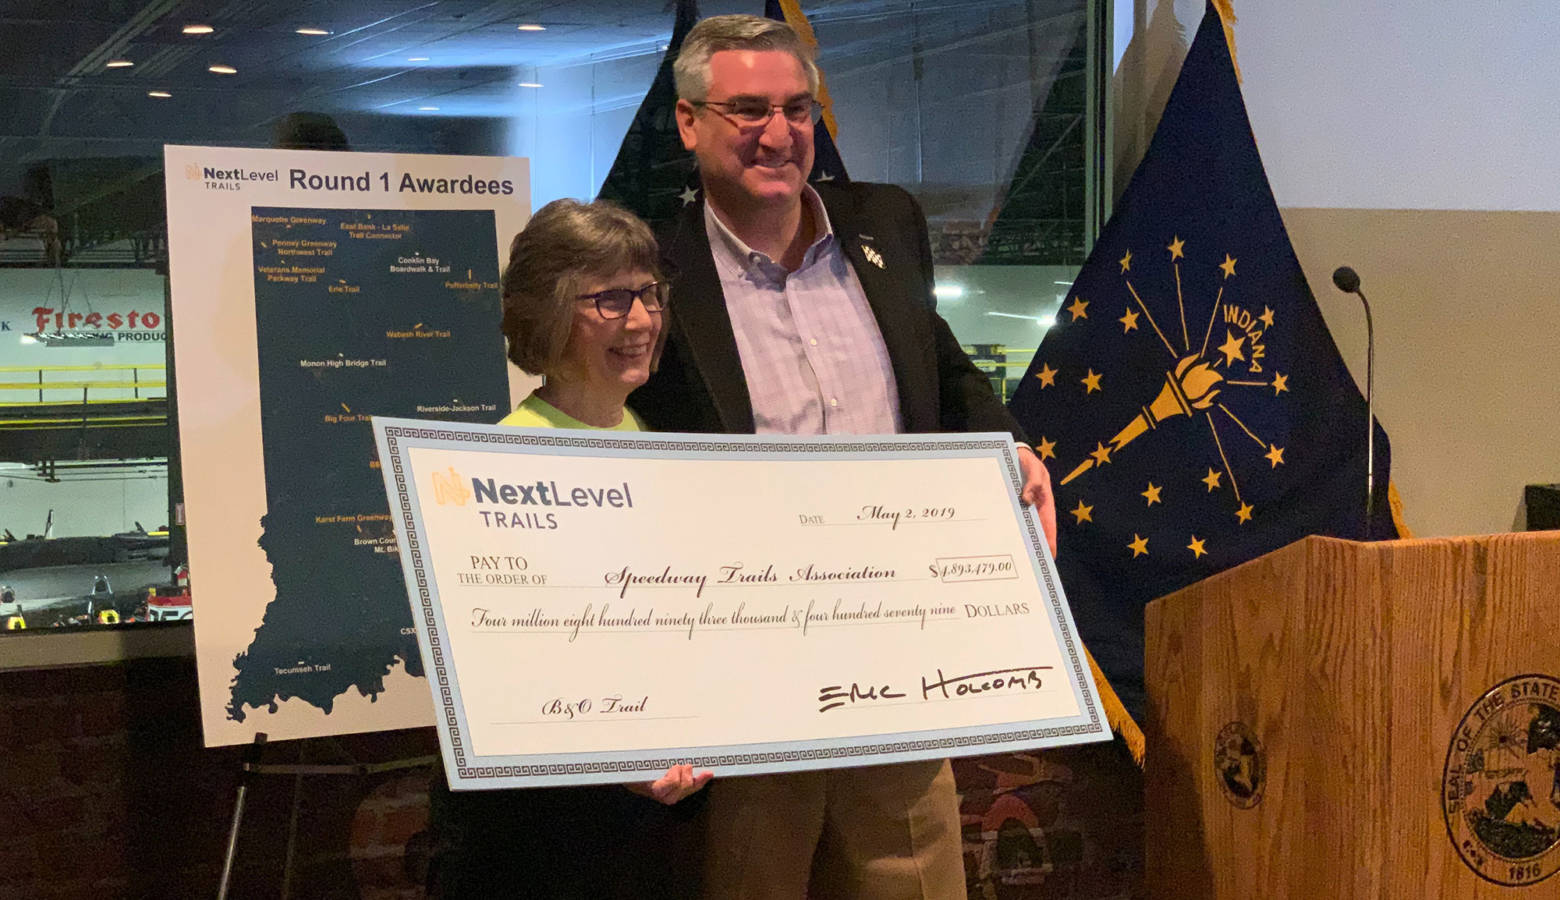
[{"xmin": 552, "ymin": 268, "xmax": 663, "ymax": 394}]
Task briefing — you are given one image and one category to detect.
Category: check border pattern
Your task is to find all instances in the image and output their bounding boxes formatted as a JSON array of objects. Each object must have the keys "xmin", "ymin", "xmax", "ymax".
[{"xmin": 383, "ymin": 426, "xmax": 1100, "ymax": 780}]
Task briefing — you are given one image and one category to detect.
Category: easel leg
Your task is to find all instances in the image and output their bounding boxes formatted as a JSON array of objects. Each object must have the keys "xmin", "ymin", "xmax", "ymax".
[
  {"xmin": 281, "ymin": 743, "xmax": 306, "ymax": 900},
  {"xmin": 218, "ymin": 732, "xmax": 268, "ymax": 900},
  {"xmin": 212, "ymin": 734, "xmax": 435, "ymax": 899}
]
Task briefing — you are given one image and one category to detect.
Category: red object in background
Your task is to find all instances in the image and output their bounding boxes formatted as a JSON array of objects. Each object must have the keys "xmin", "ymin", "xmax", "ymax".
[{"xmin": 144, "ymin": 583, "xmax": 192, "ymax": 621}]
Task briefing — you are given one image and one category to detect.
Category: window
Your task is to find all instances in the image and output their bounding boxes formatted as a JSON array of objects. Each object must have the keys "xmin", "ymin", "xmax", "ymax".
[{"xmin": 0, "ymin": 0, "xmax": 1106, "ymax": 645}]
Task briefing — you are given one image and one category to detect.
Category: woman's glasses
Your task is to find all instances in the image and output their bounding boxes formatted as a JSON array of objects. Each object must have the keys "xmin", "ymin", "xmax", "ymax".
[{"xmin": 578, "ymin": 281, "xmax": 669, "ymax": 319}]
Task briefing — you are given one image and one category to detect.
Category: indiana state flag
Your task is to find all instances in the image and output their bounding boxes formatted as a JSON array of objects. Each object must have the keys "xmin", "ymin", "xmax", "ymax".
[{"xmin": 1007, "ymin": 2, "xmax": 1394, "ymax": 716}]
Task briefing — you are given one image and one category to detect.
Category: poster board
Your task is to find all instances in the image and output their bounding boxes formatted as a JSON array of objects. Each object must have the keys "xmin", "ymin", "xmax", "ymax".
[{"xmin": 164, "ymin": 146, "xmax": 531, "ymax": 746}]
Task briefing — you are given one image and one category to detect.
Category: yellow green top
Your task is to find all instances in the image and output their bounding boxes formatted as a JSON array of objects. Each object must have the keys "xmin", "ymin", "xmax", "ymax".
[{"xmin": 497, "ymin": 392, "xmax": 646, "ymax": 431}]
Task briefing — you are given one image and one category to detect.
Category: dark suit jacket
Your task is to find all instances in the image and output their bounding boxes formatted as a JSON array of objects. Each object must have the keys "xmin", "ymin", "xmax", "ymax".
[{"xmin": 631, "ymin": 181, "xmax": 1029, "ymax": 443}]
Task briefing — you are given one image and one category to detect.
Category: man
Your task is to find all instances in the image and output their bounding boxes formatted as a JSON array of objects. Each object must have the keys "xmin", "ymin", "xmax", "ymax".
[{"xmin": 630, "ymin": 14, "xmax": 1057, "ymax": 900}]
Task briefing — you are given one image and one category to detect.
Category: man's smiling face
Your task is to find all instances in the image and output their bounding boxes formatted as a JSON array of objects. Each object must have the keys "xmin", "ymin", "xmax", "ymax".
[{"xmin": 677, "ymin": 49, "xmax": 816, "ymax": 213}]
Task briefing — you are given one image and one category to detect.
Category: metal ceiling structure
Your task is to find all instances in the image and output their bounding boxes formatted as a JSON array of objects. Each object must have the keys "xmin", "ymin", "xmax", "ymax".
[
  {"xmin": 0, "ymin": 1, "xmax": 1085, "ymax": 173},
  {"xmin": 0, "ymin": 0, "xmax": 1092, "ymax": 265},
  {"xmin": 0, "ymin": 0, "xmax": 1096, "ymax": 565},
  {"xmin": 1, "ymin": 0, "xmax": 706, "ymax": 168}
]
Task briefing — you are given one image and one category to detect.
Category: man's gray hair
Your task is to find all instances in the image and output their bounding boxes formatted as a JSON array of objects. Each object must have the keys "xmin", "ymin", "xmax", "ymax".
[
  {"xmin": 673, "ymin": 14, "xmax": 820, "ymax": 101},
  {"xmin": 500, "ymin": 198, "xmax": 663, "ymax": 378}
]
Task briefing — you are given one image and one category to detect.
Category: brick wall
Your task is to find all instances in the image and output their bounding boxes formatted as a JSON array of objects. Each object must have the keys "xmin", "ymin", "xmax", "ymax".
[
  {"xmin": 0, "ymin": 656, "xmax": 436, "ymax": 900},
  {"xmin": 0, "ymin": 655, "xmax": 1141, "ymax": 900}
]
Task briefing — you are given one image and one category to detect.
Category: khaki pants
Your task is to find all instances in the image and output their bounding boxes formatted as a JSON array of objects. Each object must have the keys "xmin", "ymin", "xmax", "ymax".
[{"xmin": 702, "ymin": 759, "xmax": 965, "ymax": 900}]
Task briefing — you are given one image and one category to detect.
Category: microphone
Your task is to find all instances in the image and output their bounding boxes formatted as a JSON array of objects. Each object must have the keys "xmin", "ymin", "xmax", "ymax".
[{"xmin": 1331, "ymin": 265, "xmax": 1375, "ymax": 535}]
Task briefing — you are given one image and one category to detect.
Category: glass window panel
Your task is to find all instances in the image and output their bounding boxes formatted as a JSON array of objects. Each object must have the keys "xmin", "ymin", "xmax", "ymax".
[
  {"xmin": 0, "ymin": 0, "xmax": 1099, "ymax": 645},
  {"xmin": 808, "ymin": 0, "xmax": 1091, "ymax": 398}
]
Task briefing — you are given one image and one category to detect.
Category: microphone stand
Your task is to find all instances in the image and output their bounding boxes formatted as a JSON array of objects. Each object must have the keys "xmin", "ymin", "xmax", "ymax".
[
  {"xmin": 1358, "ymin": 288, "xmax": 1374, "ymax": 534},
  {"xmin": 1333, "ymin": 267, "xmax": 1375, "ymax": 537}
]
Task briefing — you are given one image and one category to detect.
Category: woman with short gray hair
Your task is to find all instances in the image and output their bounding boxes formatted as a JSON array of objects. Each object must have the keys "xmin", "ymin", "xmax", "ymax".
[
  {"xmin": 427, "ymin": 198, "xmax": 710, "ymax": 899},
  {"xmin": 497, "ymin": 198, "xmax": 672, "ymax": 429}
]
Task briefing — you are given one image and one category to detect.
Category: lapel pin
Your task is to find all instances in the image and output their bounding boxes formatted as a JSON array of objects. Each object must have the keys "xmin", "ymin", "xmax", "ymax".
[{"xmin": 861, "ymin": 243, "xmax": 885, "ymax": 269}]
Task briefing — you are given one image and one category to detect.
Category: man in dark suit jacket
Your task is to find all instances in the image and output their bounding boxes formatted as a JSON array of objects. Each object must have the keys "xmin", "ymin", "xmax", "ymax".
[
  {"xmin": 629, "ymin": 14, "xmax": 1057, "ymax": 900},
  {"xmin": 636, "ymin": 179, "xmax": 1032, "ymax": 443}
]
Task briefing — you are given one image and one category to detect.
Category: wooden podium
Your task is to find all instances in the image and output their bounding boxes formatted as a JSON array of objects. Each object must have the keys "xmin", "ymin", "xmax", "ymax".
[{"xmin": 1145, "ymin": 532, "xmax": 1560, "ymax": 897}]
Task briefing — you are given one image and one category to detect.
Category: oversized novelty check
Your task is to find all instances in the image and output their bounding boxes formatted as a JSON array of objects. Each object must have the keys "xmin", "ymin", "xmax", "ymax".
[{"xmin": 373, "ymin": 420, "xmax": 1108, "ymax": 789}]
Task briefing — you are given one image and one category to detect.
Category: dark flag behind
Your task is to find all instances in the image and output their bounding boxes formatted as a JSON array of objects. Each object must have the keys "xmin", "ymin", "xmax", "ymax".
[
  {"xmin": 596, "ymin": 0, "xmax": 701, "ymax": 231},
  {"xmin": 764, "ymin": 0, "xmax": 850, "ymax": 185},
  {"xmin": 1007, "ymin": 2, "xmax": 1395, "ymax": 717},
  {"xmin": 599, "ymin": 0, "xmax": 850, "ymax": 230}
]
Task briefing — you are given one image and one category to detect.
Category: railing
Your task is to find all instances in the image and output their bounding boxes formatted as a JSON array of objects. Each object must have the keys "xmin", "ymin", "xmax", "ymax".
[
  {"xmin": 962, "ymin": 347, "xmax": 1038, "ymax": 403},
  {"xmin": 7, "ymin": 354, "xmax": 1037, "ymax": 406},
  {"xmin": 0, "ymin": 365, "xmax": 167, "ymax": 405}
]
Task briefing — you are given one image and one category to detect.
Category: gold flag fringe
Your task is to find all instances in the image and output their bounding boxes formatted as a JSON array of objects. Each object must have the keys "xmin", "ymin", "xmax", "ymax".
[
  {"xmin": 1210, "ymin": 0, "xmax": 1241, "ymax": 82},
  {"xmin": 1087, "ymin": 646, "xmax": 1145, "ymax": 768}
]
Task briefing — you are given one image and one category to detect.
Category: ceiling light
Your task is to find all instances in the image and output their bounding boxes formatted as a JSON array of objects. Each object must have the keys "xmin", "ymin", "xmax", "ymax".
[
  {"xmin": 208, "ymin": 64, "xmax": 237, "ymax": 75},
  {"xmin": 985, "ymin": 311, "xmax": 1054, "ymax": 326},
  {"xmin": 517, "ymin": 24, "xmax": 545, "ymax": 31},
  {"xmin": 148, "ymin": 91, "xmax": 172, "ymax": 98},
  {"xmin": 295, "ymin": 27, "xmax": 330, "ymax": 36},
  {"xmin": 408, "ymin": 56, "xmax": 429, "ymax": 62},
  {"xmin": 182, "ymin": 24, "xmax": 215, "ymax": 35},
  {"xmin": 418, "ymin": 106, "xmax": 439, "ymax": 111},
  {"xmin": 517, "ymin": 82, "xmax": 542, "ymax": 88},
  {"xmin": 106, "ymin": 59, "xmax": 134, "ymax": 68}
]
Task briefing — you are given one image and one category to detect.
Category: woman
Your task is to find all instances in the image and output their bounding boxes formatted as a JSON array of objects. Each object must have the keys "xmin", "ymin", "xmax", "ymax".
[
  {"xmin": 427, "ymin": 199, "xmax": 711, "ymax": 899},
  {"xmin": 496, "ymin": 198, "xmax": 670, "ymax": 432}
]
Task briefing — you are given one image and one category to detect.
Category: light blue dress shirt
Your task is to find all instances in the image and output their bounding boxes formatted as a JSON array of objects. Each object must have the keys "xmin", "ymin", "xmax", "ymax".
[{"xmin": 704, "ymin": 187, "xmax": 902, "ymax": 436}]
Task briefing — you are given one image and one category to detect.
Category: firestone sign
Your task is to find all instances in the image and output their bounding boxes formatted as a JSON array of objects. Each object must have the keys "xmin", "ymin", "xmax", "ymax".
[{"xmin": 30, "ymin": 306, "xmax": 166, "ymax": 341}]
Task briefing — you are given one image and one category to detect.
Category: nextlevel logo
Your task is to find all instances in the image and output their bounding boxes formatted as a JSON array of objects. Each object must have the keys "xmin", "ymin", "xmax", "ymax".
[
  {"xmin": 472, "ymin": 476, "xmax": 633, "ymax": 509},
  {"xmin": 189, "ymin": 163, "xmax": 280, "ymax": 191},
  {"xmin": 460, "ymin": 472, "xmax": 636, "ymax": 530},
  {"xmin": 432, "ymin": 467, "xmax": 471, "ymax": 506}
]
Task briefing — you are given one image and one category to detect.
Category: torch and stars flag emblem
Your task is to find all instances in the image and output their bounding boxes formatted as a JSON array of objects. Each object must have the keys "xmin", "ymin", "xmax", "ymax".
[{"xmin": 1007, "ymin": 2, "xmax": 1395, "ymax": 716}]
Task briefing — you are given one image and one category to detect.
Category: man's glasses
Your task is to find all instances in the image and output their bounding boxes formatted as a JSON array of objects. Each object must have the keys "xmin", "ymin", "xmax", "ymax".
[
  {"xmin": 693, "ymin": 97, "xmax": 823, "ymax": 128},
  {"xmin": 578, "ymin": 281, "xmax": 669, "ymax": 319}
]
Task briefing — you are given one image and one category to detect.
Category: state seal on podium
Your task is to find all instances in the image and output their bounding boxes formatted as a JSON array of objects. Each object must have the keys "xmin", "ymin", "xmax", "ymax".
[
  {"xmin": 1443, "ymin": 673, "xmax": 1560, "ymax": 887},
  {"xmin": 1213, "ymin": 721, "xmax": 1264, "ymax": 809}
]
